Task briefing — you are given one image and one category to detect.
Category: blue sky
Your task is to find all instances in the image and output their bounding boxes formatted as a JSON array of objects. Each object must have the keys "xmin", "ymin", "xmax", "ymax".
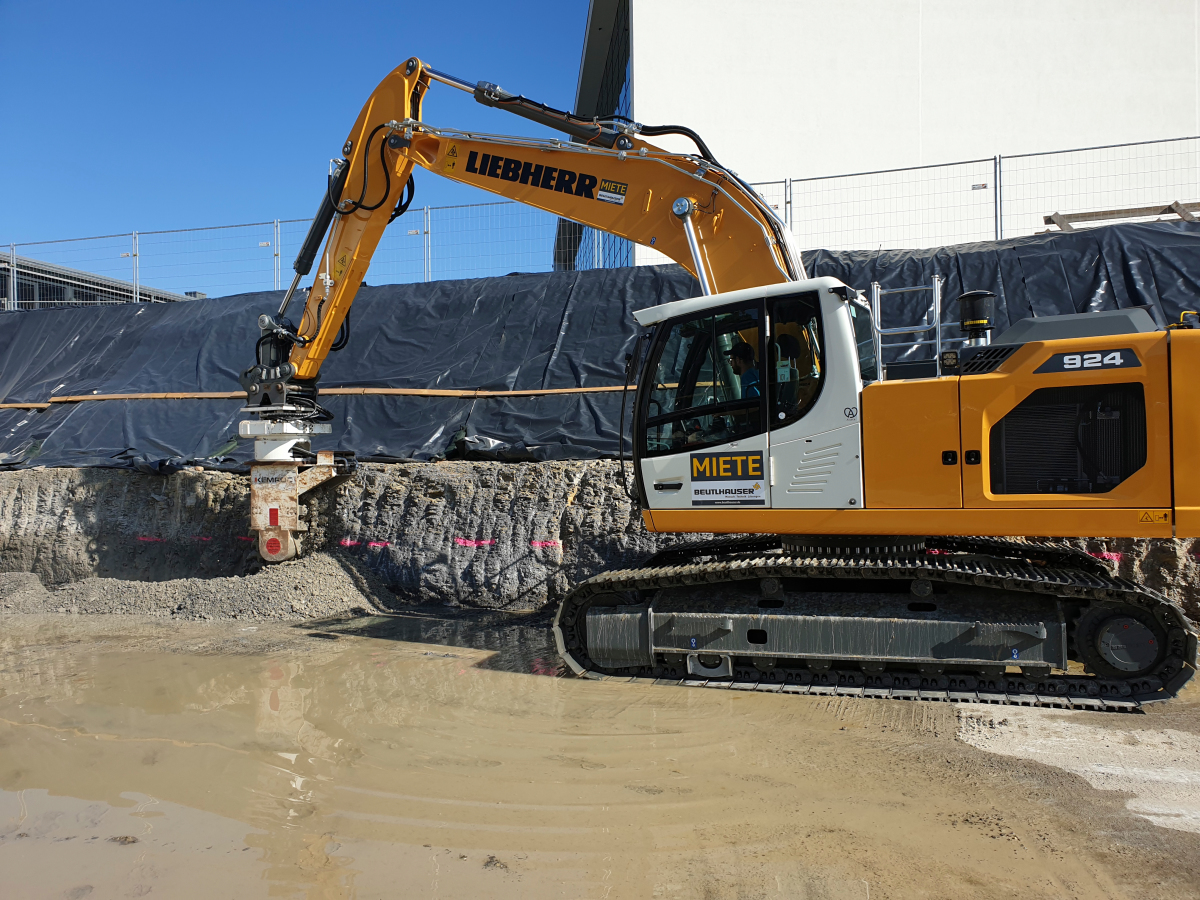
[{"xmin": 0, "ymin": 0, "xmax": 589, "ymax": 244}]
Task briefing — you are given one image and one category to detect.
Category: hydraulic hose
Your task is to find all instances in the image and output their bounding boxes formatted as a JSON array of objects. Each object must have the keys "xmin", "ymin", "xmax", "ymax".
[{"xmin": 638, "ymin": 125, "xmax": 718, "ymax": 164}]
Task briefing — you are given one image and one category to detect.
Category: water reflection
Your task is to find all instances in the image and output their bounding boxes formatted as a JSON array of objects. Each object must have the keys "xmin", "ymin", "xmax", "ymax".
[
  {"xmin": 0, "ymin": 612, "xmax": 1097, "ymax": 899},
  {"xmin": 306, "ymin": 607, "xmax": 561, "ymax": 676}
]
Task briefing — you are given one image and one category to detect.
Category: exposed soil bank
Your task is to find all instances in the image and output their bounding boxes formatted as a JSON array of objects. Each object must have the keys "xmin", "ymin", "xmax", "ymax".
[
  {"xmin": 0, "ymin": 462, "xmax": 1198, "ymax": 620},
  {"xmin": 0, "ymin": 462, "xmax": 667, "ymax": 618}
]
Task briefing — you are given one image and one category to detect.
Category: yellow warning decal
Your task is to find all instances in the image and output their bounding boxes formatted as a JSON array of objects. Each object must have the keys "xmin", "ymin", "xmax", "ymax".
[
  {"xmin": 443, "ymin": 143, "xmax": 459, "ymax": 174},
  {"xmin": 1138, "ymin": 510, "xmax": 1170, "ymax": 524},
  {"xmin": 333, "ymin": 252, "xmax": 349, "ymax": 281}
]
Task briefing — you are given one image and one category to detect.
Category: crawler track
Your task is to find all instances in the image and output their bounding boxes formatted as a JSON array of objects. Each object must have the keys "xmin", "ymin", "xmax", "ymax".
[{"xmin": 553, "ymin": 537, "xmax": 1198, "ymax": 711}]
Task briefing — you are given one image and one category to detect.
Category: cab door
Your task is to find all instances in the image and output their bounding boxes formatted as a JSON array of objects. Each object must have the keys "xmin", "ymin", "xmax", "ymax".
[
  {"xmin": 638, "ymin": 302, "xmax": 770, "ymax": 511},
  {"xmin": 767, "ymin": 289, "xmax": 866, "ymax": 509}
]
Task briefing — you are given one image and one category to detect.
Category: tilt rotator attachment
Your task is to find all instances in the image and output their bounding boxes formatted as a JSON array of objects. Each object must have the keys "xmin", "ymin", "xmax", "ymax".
[
  {"xmin": 238, "ymin": 419, "xmax": 357, "ymax": 563},
  {"xmin": 239, "ymin": 161, "xmax": 356, "ymax": 564}
]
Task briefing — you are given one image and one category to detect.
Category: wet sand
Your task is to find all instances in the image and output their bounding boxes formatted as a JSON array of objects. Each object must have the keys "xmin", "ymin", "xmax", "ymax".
[{"xmin": 1, "ymin": 612, "xmax": 1198, "ymax": 899}]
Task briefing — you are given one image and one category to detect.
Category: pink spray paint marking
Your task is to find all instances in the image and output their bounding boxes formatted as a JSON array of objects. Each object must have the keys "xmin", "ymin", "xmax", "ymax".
[
  {"xmin": 236, "ymin": 536, "xmax": 256, "ymax": 543},
  {"xmin": 530, "ymin": 540, "xmax": 560, "ymax": 548},
  {"xmin": 191, "ymin": 536, "xmax": 212, "ymax": 542},
  {"xmin": 339, "ymin": 538, "xmax": 362, "ymax": 547},
  {"xmin": 1092, "ymin": 551, "xmax": 1123, "ymax": 562},
  {"xmin": 455, "ymin": 537, "xmax": 496, "ymax": 547},
  {"xmin": 367, "ymin": 541, "xmax": 390, "ymax": 549},
  {"xmin": 136, "ymin": 537, "xmax": 166, "ymax": 543}
]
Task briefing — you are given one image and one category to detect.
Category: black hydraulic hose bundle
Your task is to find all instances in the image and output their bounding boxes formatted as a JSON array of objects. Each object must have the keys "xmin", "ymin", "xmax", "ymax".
[
  {"xmin": 637, "ymin": 124, "xmax": 718, "ymax": 164},
  {"xmin": 330, "ymin": 310, "xmax": 350, "ymax": 353},
  {"xmin": 331, "ymin": 123, "xmax": 395, "ymax": 215},
  {"xmin": 389, "ymin": 175, "xmax": 416, "ymax": 223},
  {"xmin": 618, "ymin": 332, "xmax": 650, "ymax": 504}
]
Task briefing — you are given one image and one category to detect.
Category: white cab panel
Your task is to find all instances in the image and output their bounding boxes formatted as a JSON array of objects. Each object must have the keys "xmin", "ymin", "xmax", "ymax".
[
  {"xmin": 642, "ymin": 433, "xmax": 770, "ymax": 510},
  {"xmin": 770, "ymin": 423, "xmax": 863, "ymax": 508}
]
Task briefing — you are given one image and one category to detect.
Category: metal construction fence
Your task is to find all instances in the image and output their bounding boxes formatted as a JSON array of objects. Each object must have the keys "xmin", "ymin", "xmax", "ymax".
[{"xmin": 4, "ymin": 135, "xmax": 1198, "ymax": 309}]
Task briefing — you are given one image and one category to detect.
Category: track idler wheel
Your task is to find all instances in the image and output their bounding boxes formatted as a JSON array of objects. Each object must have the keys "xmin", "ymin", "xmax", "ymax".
[{"xmin": 1075, "ymin": 603, "xmax": 1169, "ymax": 679}]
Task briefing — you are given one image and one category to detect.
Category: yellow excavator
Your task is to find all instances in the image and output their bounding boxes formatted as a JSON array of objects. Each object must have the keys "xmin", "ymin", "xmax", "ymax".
[{"xmin": 239, "ymin": 58, "xmax": 1197, "ymax": 709}]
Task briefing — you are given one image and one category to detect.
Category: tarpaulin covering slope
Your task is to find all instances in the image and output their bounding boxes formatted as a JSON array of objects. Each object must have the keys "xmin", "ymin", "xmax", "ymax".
[
  {"xmin": 0, "ymin": 221, "xmax": 1197, "ymax": 470},
  {"xmin": 0, "ymin": 266, "xmax": 698, "ymax": 470},
  {"xmin": 808, "ymin": 220, "xmax": 1200, "ymax": 360}
]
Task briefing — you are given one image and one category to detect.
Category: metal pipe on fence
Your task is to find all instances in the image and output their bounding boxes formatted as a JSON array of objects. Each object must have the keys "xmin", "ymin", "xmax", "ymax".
[
  {"xmin": 933, "ymin": 276, "xmax": 942, "ymax": 374},
  {"xmin": 994, "ymin": 155, "xmax": 1003, "ymax": 240},
  {"xmin": 427, "ymin": 206, "xmax": 436, "ymax": 283},
  {"xmin": 7, "ymin": 243, "xmax": 15, "ymax": 311},
  {"xmin": 132, "ymin": 231, "xmax": 139, "ymax": 303},
  {"xmin": 273, "ymin": 219, "xmax": 281, "ymax": 291}
]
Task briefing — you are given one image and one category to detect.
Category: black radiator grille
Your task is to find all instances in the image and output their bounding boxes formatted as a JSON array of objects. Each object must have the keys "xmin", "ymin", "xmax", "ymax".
[
  {"xmin": 961, "ymin": 345, "xmax": 1019, "ymax": 375},
  {"xmin": 989, "ymin": 383, "xmax": 1146, "ymax": 494}
]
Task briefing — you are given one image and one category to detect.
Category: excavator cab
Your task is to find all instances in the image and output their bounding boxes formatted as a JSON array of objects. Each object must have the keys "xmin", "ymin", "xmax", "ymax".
[{"xmin": 633, "ymin": 278, "xmax": 867, "ymax": 520}]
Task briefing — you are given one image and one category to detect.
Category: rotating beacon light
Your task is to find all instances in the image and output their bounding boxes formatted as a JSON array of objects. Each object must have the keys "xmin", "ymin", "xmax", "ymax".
[{"xmin": 955, "ymin": 290, "xmax": 996, "ymax": 348}]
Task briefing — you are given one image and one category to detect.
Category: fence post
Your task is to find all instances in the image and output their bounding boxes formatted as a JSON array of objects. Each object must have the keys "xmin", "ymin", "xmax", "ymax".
[
  {"xmin": 784, "ymin": 178, "xmax": 793, "ymax": 230},
  {"xmin": 7, "ymin": 243, "xmax": 15, "ymax": 311},
  {"xmin": 132, "ymin": 231, "xmax": 140, "ymax": 303},
  {"xmin": 993, "ymin": 155, "xmax": 1003, "ymax": 240},
  {"xmin": 423, "ymin": 206, "xmax": 431, "ymax": 282},
  {"xmin": 273, "ymin": 219, "xmax": 281, "ymax": 290}
]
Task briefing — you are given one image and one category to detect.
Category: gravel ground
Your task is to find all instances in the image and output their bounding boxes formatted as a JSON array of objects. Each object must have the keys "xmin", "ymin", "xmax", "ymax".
[{"xmin": 0, "ymin": 552, "xmax": 393, "ymax": 620}]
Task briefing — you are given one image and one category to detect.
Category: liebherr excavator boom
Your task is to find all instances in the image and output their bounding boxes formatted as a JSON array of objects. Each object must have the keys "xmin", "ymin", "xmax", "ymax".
[{"xmin": 241, "ymin": 58, "xmax": 1197, "ymax": 710}]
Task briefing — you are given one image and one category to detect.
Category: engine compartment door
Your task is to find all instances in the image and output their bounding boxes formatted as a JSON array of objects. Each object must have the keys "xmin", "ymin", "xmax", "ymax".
[{"xmin": 960, "ymin": 331, "xmax": 1171, "ymax": 510}]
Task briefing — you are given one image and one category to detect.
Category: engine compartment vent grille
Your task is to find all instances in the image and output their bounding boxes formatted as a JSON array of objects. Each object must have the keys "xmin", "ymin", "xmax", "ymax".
[
  {"xmin": 961, "ymin": 345, "xmax": 1019, "ymax": 375},
  {"xmin": 989, "ymin": 382, "xmax": 1146, "ymax": 494}
]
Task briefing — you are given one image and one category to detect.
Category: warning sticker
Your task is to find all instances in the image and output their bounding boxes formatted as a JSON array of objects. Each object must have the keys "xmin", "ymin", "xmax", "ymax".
[
  {"xmin": 1138, "ymin": 510, "xmax": 1170, "ymax": 524},
  {"xmin": 333, "ymin": 252, "xmax": 349, "ymax": 281},
  {"xmin": 597, "ymin": 178, "xmax": 628, "ymax": 205},
  {"xmin": 690, "ymin": 450, "xmax": 765, "ymax": 506},
  {"xmin": 443, "ymin": 143, "xmax": 459, "ymax": 174}
]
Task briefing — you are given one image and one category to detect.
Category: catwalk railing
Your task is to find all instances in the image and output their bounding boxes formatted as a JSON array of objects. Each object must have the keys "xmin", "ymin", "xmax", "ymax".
[{"xmin": 4, "ymin": 135, "xmax": 1197, "ymax": 308}]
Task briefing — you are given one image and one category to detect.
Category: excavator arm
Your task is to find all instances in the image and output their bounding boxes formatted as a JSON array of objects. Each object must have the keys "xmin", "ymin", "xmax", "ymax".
[
  {"xmin": 242, "ymin": 57, "xmax": 802, "ymax": 405},
  {"xmin": 238, "ymin": 56, "xmax": 802, "ymax": 562}
]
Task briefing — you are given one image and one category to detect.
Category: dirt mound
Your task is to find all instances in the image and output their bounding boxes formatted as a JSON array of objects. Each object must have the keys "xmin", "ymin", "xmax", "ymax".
[{"xmin": 0, "ymin": 552, "xmax": 391, "ymax": 620}]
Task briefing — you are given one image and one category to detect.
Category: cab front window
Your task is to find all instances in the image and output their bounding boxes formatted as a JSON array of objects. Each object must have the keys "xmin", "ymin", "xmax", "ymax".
[{"xmin": 641, "ymin": 304, "xmax": 764, "ymax": 457}]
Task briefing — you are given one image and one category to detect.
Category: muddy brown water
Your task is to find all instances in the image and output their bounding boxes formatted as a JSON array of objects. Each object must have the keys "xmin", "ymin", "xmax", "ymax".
[{"xmin": 1, "ymin": 613, "xmax": 1198, "ymax": 900}]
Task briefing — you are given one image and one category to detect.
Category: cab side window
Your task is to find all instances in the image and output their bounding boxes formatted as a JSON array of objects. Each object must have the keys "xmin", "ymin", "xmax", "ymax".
[
  {"xmin": 768, "ymin": 292, "xmax": 825, "ymax": 430},
  {"xmin": 642, "ymin": 304, "xmax": 764, "ymax": 457}
]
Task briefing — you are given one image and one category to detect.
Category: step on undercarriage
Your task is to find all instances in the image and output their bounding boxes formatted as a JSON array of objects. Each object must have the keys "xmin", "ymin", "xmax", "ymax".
[{"xmin": 552, "ymin": 536, "xmax": 1199, "ymax": 711}]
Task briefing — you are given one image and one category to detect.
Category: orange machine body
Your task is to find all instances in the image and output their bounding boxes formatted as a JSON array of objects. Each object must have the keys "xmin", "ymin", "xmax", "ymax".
[{"xmin": 645, "ymin": 327, "xmax": 1196, "ymax": 540}]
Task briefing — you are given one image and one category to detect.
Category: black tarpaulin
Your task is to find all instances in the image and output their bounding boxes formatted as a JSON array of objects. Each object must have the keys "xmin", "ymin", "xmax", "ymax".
[
  {"xmin": 1, "ymin": 221, "xmax": 1197, "ymax": 471},
  {"xmin": 806, "ymin": 220, "xmax": 1200, "ymax": 363},
  {"xmin": 0, "ymin": 266, "xmax": 699, "ymax": 469}
]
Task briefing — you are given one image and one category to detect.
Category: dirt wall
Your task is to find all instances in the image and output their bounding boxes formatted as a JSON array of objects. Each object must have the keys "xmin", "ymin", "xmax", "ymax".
[
  {"xmin": 0, "ymin": 462, "xmax": 1196, "ymax": 621},
  {"xmin": 0, "ymin": 462, "xmax": 667, "ymax": 615}
]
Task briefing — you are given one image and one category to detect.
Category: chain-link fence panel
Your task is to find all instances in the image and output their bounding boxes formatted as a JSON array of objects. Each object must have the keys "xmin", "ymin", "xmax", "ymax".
[
  {"xmin": 789, "ymin": 159, "xmax": 998, "ymax": 252},
  {"xmin": 1000, "ymin": 137, "xmax": 1200, "ymax": 237}
]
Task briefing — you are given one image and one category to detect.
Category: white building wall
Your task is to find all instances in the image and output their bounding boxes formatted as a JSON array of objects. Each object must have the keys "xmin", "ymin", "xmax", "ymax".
[{"xmin": 630, "ymin": 0, "xmax": 1200, "ymax": 259}]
